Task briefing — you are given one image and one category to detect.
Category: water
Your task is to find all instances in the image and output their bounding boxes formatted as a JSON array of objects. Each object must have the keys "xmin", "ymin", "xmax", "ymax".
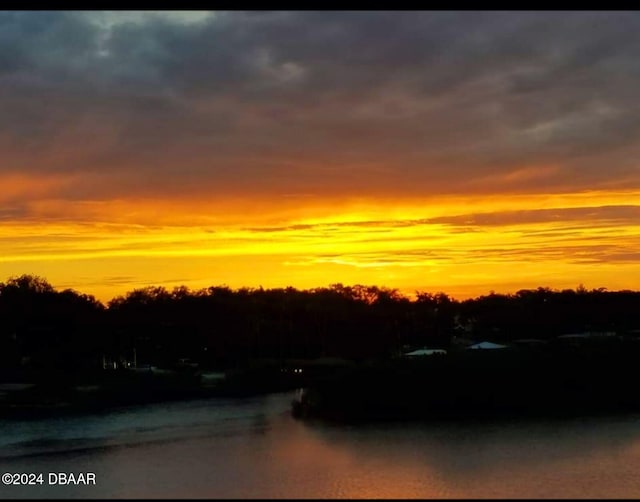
[{"xmin": 2, "ymin": 391, "xmax": 640, "ymax": 498}]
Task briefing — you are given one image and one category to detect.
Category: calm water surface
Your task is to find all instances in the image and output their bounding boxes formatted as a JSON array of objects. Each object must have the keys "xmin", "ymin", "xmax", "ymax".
[{"xmin": 2, "ymin": 391, "xmax": 640, "ymax": 498}]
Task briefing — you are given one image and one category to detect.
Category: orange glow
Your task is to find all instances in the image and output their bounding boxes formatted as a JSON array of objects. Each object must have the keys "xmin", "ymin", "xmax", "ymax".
[
  {"xmin": 2, "ymin": 180, "xmax": 640, "ymax": 303},
  {"xmin": 0, "ymin": 172, "xmax": 76, "ymax": 201}
]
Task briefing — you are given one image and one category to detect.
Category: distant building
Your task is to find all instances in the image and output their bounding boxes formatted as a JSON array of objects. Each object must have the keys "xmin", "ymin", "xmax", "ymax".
[
  {"xmin": 403, "ymin": 348, "xmax": 448, "ymax": 357},
  {"xmin": 557, "ymin": 331, "xmax": 617, "ymax": 340},
  {"xmin": 556, "ymin": 331, "xmax": 619, "ymax": 347},
  {"xmin": 466, "ymin": 341, "xmax": 508, "ymax": 350}
]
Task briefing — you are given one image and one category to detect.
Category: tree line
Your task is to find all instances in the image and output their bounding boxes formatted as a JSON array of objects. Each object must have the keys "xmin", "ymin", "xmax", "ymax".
[{"xmin": 1, "ymin": 275, "xmax": 640, "ymax": 375}]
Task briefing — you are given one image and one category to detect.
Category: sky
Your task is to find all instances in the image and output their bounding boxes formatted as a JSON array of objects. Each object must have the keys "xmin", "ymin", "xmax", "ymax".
[{"xmin": 1, "ymin": 11, "xmax": 640, "ymax": 302}]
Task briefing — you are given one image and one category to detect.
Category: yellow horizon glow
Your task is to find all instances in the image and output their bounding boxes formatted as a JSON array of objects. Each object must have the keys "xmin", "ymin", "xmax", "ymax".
[{"xmin": 2, "ymin": 187, "xmax": 640, "ymax": 304}]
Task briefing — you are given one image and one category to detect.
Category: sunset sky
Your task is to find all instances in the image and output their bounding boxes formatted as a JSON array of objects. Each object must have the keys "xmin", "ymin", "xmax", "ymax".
[{"xmin": 2, "ymin": 11, "xmax": 640, "ymax": 302}]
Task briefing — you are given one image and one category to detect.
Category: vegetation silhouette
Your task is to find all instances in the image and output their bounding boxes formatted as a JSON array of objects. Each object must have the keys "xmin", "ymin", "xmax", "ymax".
[{"xmin": 2, "ymin": 274, "xmax": 640, "ymax": 417}]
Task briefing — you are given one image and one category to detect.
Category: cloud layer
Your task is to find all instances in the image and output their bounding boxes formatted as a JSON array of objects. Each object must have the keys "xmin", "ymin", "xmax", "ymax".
[
  {"xmin": 3, "ymin": 11, "xmax": 640, "ymax": 204},
  {"xmin": 2, "ymin": 11, "xmax": 640, "ymax": 299}
]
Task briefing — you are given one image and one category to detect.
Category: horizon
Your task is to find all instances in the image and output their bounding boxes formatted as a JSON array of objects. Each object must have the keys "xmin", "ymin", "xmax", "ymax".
[
  {"xmin": 2, "ymin": 12, "xmax": 640, "ymax": 301},
  {"xmin": 0, "ymin": 273, "xmax": 626, "ymax": 306}
]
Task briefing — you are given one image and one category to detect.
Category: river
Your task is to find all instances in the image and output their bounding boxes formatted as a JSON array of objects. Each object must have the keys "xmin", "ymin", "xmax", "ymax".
[{"xmin": 2, "ymin": 391, "xmax": 640, "ymax": 498}]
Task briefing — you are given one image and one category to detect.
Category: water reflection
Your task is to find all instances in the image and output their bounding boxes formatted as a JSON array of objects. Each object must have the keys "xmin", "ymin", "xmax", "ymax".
[
  {"xmin": 300, "ymin": 413, "xmax": 640, "ymax": 498},
  {"xmin": 2, "ymin": 392, "xmax": 640, "ymax": 498}
]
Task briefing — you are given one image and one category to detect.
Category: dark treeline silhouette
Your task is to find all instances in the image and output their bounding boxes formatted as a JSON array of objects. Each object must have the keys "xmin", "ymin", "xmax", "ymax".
[{"xmin": 2, "ymin": 275, "xmax": 640, "ymax": 380}]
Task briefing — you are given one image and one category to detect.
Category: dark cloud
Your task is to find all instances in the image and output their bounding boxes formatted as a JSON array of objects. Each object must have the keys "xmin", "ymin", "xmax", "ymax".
[
  {"xmin": 2, "ymin": 11, "xmax": 640, "ymax": 202},
  {"xmin": 0, "ymin": 206, "xmax": 28, "ymax": 221},
  {"xmin": 299, "ymin": 238, "xmax": 640, "ymax": 270},
  {"xmin": 429, "ymin": 205, "xmax": 640, "ymax": 227}
]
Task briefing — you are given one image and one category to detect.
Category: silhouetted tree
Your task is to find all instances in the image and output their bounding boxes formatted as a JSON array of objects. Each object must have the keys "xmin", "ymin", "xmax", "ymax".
[{"xmin": 3, "ymin": 274, "xmax": 640, "ymax": 383}]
